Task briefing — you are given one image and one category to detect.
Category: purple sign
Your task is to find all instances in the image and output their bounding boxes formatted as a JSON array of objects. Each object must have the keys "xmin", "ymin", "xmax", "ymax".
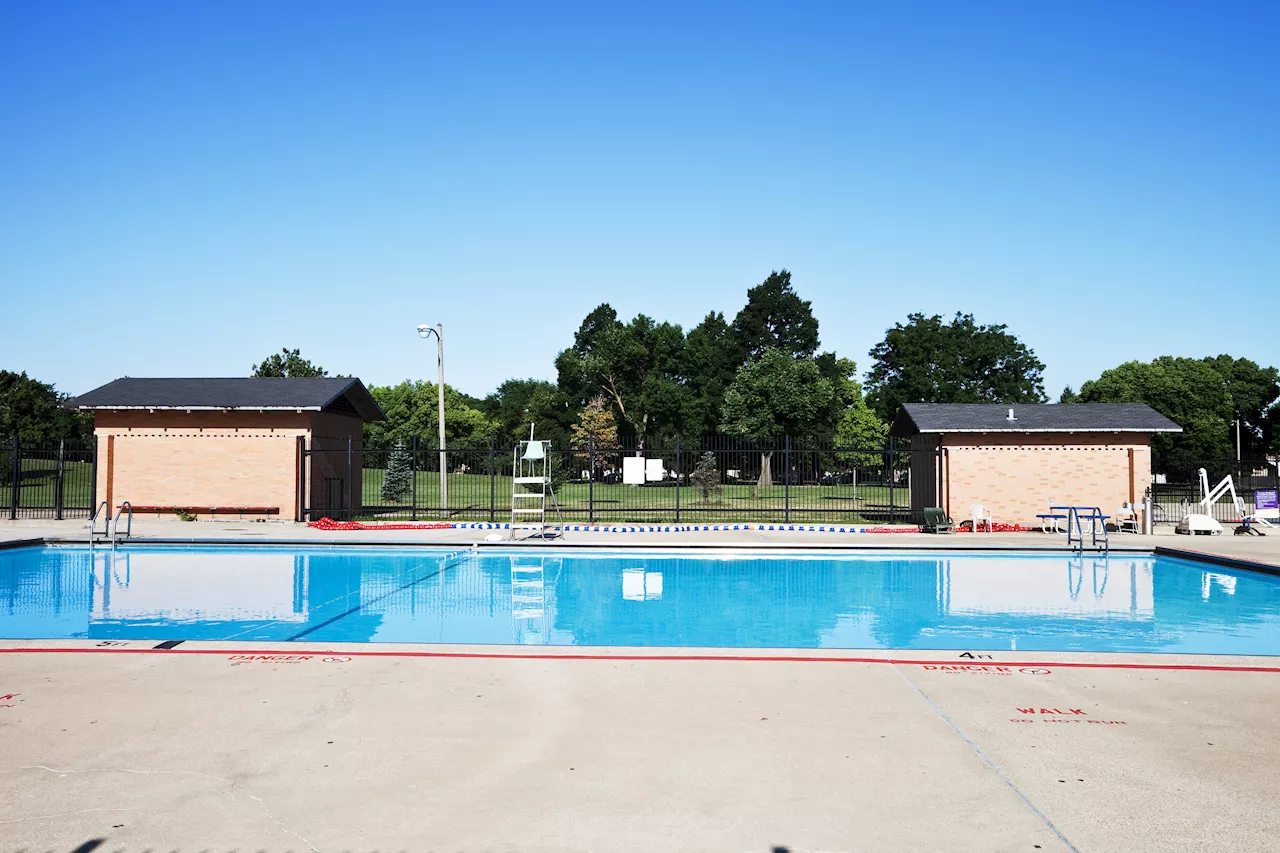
[{"xmin": 1256, "ymin": 490, "xmax": 1279, "ymax": 511}]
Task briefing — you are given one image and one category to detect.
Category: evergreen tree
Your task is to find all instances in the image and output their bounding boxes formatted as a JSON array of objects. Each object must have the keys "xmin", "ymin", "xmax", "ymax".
[
  {"xmin": 381, "ymin": 440, "xmax": 413, "ymax": 503},
  {"xmin": 689, "ymin": 451, "xmax": 723, "ymax": 503}
]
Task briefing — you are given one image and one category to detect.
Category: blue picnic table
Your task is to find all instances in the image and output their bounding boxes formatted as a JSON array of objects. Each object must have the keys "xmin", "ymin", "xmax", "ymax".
[{"xmin": 1040, "ymin": 506, "xmax": 1110, "ymax": 535}]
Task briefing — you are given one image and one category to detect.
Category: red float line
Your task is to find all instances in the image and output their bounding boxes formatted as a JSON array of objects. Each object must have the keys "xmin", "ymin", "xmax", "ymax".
[{"xmin": 2, "ymin": 646, "xmax": 1280, "ymax": 673}]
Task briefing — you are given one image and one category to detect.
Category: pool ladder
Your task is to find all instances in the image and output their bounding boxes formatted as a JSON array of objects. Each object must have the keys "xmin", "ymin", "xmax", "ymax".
[
  {"xmin": 88, "ymin": 501, "xmax": 109, "ymax": 545},
  {"xmin": 111, "ymin": 501, "xmax": 133, "ymax": 548},
  {"xmin": 87, "ymin": 501, "xmax": 133, "ymax": 549},
  {"xmin": 1067, "ymin": 506, "xmax": 1108, "ymax": 554}
]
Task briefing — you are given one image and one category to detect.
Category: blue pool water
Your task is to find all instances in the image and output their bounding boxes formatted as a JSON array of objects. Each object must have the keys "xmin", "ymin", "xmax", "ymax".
[{"xmin": 1, "ymin": 545, "xmax": 1279, "ymax": 654}]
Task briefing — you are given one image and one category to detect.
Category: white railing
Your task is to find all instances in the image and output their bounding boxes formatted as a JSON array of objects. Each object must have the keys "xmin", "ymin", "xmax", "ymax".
[
  {"xmin": 110, "ymin": 501, "xmax": 132, "ymax": 549},
  {"xmin": 87, "ymin": 500, "xmax": 109, "ymax": 546}
]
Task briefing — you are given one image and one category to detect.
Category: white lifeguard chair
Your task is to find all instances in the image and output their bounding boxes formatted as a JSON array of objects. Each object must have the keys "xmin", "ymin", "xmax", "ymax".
[{"xmin": 509, "ymin": 426, "xmax": 564, "ymax": 540}]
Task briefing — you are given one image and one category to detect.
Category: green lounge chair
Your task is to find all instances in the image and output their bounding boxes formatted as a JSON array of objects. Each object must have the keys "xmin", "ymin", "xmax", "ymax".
[{"xmin": 923, "ymin": 507, "xmax": 955, "ymax": 534}]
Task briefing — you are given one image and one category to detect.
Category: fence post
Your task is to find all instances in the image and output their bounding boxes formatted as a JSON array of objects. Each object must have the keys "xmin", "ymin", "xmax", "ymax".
[
  {"xmin": 90, "ymin": 435, "xmax": 98, "ymax": 520},
  {"xmin": 588, "ymin": 436, "xmax": 595, "ymax": 525},
  {"xmin": 345, "ymin": 435, "xmax": 354, "ymax": 521},
  {"xmin": 889, "ymin": 437, "xmax": 896, "ymax": 524},
  {"xmin": 55, "ymin": 439, "xmax": 65, "ymax": 521},
  {"xmin": 675, "ymin": 438, "xmax": 681, "ymax": 523},
  {"xmin": 936, "ymin": 441, "xmax": 943, "ymax": 521},
  {"xmin": 297, "ymin": 436, "xmax": 307, "ymax": 522},
  {"xmin": 784, "ymin": 434, "xmax": 791, "ymax": 524},
  {"xmin": 489, "ymin": 439, "xmax": 496, "ymax": 523},
  {"xmin": 410, "ymin": 436, "xmax": 419, "ymax": 522},
  {"xmin": 8, "ymin": 434, "xmax": 19, "ymax": 520}
]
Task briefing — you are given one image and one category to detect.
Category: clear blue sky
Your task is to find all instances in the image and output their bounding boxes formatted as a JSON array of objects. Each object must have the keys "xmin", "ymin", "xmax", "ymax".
[{"xmin": 1, "ymin": 0, "xmax": 1277, "ymax": 399}]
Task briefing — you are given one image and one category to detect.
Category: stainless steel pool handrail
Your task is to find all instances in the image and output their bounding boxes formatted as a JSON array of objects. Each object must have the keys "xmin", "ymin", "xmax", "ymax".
[
  {"xmin": 110, "ymin": 501, "xmax": 133, "ymax": 549},
  {"xmin": 1067, "ymin": 506, "xmax": 1108, "ymax": 554},
  {"xmin": 87, "ymin": 500, "xmax": 109, "ymax": 546}
]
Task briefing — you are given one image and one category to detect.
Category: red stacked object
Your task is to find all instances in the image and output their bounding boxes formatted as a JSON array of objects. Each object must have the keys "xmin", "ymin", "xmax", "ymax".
[
  {"xmin": 307, "ymin": 517, "xmax": 453, "ymax": 531},
  {"xmin": 957, "ymin": 520, "xmax": 1034, "ymax": 533}
]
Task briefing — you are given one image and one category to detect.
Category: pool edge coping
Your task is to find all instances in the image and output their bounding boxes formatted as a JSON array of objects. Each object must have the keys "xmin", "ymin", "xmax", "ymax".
[
  {"xmin": 0, "ymin": 537, "xmax": 45, "ymax": 552},
  {"xmin": 32, "ymin": 534, "xmax": 1158, "ymax": 554},
  {"xmin": 1154, "ymin": 545, "xmax": 1280, "ymax": 578}
]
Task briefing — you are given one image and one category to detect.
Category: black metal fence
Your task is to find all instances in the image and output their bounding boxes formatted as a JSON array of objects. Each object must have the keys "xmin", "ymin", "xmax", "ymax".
[
  {"xmin": 1151, "ymin": 453, "xmax": 1279, "ymax": 525},
  {"xmin": 0, "ymin": 436, "xmax": 97, "ymax": 520},
  {"xmin": 304, "ymin": 435, "xmax": 937, "ymax": 525},
  {"xmin": 19, "ymin": 434, "xmax": 1270, "ymax": 528}
]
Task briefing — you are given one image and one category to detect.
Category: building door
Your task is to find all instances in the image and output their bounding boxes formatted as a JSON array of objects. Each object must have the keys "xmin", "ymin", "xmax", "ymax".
[{"xmin": 323, "ymin": 477, "xmax": 346, "ymax": 518}]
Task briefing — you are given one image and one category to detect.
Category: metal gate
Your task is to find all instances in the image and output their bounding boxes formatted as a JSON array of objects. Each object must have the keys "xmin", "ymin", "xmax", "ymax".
[{"xmin": 1, "ymin": 437, "xmax": 97, "ymax": 520}]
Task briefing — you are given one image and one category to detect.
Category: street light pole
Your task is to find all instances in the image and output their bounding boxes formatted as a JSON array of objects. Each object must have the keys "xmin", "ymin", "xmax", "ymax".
[{"xmin": 417, "ymin": 323, "xmax": 447, "ymax": 516}]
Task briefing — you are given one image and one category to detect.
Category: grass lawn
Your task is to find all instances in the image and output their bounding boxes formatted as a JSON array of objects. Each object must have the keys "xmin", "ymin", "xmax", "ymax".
[
  {"xmin": 0, "ymin": 458, "xmax": 94, "ymax": 513},
  {"xmin": 357, "ymin": 470, "xmax": 909, "ymax": 523}
]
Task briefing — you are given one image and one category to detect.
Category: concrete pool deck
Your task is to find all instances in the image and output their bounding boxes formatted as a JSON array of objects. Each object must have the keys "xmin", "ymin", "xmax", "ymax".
[
  {"xmin": 4, "ymin": 519, "xmax": 1280, "ymax": 850},
  {"xmin": 3, "ymin": 641, "xmax": 1280, "ymax": 851}
]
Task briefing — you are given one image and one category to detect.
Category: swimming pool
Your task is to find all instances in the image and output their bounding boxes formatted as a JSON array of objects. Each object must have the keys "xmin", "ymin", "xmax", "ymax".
[{"xmin": 1, "ymin": 545, "xmax": 1278, "ymax": 654}]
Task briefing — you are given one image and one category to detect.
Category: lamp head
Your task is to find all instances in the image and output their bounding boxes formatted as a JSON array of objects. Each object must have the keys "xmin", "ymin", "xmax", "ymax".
[{"xmin": 416, "ymin": 324, "xmax": 432, "ymax": 339}]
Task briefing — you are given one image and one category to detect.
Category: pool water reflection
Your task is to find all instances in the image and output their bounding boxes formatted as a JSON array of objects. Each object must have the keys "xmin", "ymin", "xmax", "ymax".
[{"xmin": 2, "ymin": 546, "xmax": 1279, "ymax": 654}]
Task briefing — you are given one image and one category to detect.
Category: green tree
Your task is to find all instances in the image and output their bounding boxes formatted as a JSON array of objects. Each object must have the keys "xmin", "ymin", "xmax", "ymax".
[
  {"xmin": 251, "ymin": 348, "xmax": 328, "ymax": 378},
  {"xmin": 380, "ymin": 440, "xmax": 413, "ymax": 503},
  {"xmin": 732, "ymin": 270, "xmax": 820, "ymax": 360},
  {"xmin": 555, "ymin": 305, "xmax": 693, "ymax": 447},
  {"xmin": 570, "ymin": 396, "xmax": 620, "ymax": 451},
  {"xmin": 865, "ymin": 312, "xmax": 1047, "ymax": 421},
  {"xmin": 814, "ymin": 353, "xmax": 863, "ymax": 438},
  {"xmin": 680, "ymin": 311, "xmax": 740, "ymax": 436},
  {"xmin": 1204, "ymin": 355, "xmax": 1280, "ymax": 454},
  {"xmin": 482, "ymin": 379, "xmax": 573, "ymax": 449},
  {"xmin": 1059, "ymin": 386, "xmax": 1081, "ymax": 404},
  {"xmin": 367, "ymin": 381, "xmax": 497, "ymax": 448},
  {"xmin": 834, "ymin": 398, "xmax": 889, "ymax": 468},
  {"xmin": 0, "ymin": 371, "xmax": 91, "ymax": 443},
  {"xmin": 720, "ymin": 349, "xmax": 834, "ymax": 493},
  {"xmin": 1077, "ymin": 355, "xmax": 1279, "ymax": 458},
  {"xmin": 689, "ymin": 451, "xmax": 723, "ymax": 503}
]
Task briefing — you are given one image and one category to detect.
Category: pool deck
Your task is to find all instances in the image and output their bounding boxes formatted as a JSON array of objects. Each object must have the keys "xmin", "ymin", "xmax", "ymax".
[{"xmin": 3, "ymin": 519, "xmax": 1280, "ymax": 850}]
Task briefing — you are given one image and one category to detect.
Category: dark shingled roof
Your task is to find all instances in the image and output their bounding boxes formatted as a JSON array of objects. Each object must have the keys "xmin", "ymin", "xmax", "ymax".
[
  {"xmin": 66, "ymin": 377, "xmax": 385, "ymax": 422},
  {"xmin": 890, "ymin": 403, "xmax": 1181, "ymax": 437}
]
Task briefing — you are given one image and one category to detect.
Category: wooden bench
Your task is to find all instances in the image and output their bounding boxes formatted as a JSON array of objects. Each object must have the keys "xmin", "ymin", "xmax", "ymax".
[{"xmin": 124, "ymin": 506, "xmax": 280, "ymax": 515}]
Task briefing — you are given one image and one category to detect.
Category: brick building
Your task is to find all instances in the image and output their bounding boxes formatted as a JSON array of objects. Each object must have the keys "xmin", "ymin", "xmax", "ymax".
[
  {"xmin": 891, "ymin": 403, "xmax": 1182, "ymax": 527},
  {"xmin": 68, "ymin": 377, "xmax": 384, "ymax": 520}
]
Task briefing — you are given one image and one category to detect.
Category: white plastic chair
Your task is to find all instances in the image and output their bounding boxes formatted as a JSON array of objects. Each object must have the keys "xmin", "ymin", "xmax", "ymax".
[
  {"xmin": 971, "ymin": 504, "xmax": 993, "ymax": 532},
  {"xmin": 1116, "ymin": 502, "xmax": 1139, "ymax": 534}
]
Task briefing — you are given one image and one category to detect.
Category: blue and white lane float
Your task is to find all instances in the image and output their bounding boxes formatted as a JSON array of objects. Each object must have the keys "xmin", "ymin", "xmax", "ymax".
[{"xmin": 447, "ymin": 522, "xmax": 918, "ymax": 533}]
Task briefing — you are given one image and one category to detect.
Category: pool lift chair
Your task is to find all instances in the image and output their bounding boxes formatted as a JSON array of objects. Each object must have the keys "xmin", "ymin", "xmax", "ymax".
[
  {"xmin": 509, "ymin": 427, "xmax": 565, "ymax": 541},
  {"xmin": 1176, "ymin": 468, "xmax": 1241, "ymax": 536}
]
